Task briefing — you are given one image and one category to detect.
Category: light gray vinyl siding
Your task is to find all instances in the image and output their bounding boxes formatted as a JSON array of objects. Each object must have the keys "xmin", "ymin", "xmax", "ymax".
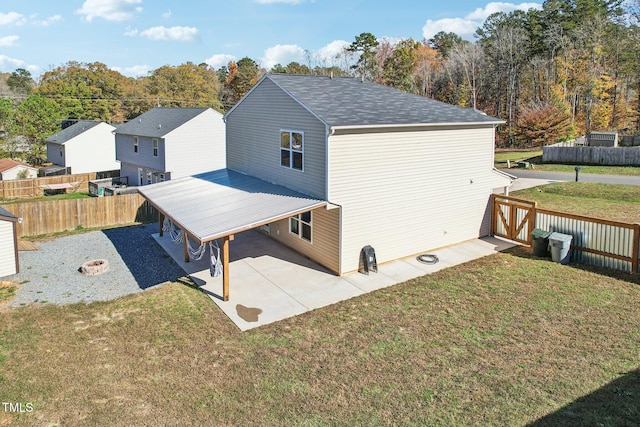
[
  {"xmin": 265, "ymin": 206, "xmax": 340, "ymax": 274},
  {"xmin": 164, "ymin": 108, "xmax": 226, "ymax": 177},
  {"xmin": 0, "ymin": 220, "xmax": 17, "ymax": 277},
  {"xmin": 328, "ymin": 125, "xmax": 498, "ymax": 274},
  {"xmin": 116, "ymin": 134, "xmax": 166, "ymax": 172},
  {"xmin": 47, "ymin": 142, "xmax": 64, "ymax": 166},
  {"xmin": 226, "ymin": 78, "xmax": 327, "ymax": 199}
]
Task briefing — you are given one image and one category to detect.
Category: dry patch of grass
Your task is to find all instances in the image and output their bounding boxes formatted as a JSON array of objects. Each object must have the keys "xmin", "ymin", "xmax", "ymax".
[
  {"xmin": 0, "ymin": 280, "xmax": 18, "ymax": 306},
  {"xmin": 1, "ymin": 250, "xmax": 639, "ymax": 426},
  {"xmin": 513, "ymin": 182, "xmax": 640, "ymax": 223}
]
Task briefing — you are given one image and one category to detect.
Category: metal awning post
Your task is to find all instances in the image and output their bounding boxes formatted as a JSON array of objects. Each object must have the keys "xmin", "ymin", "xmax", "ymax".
[
  {"xmin": 158, "ymin": 211, "xmax": 164, "ymax": 237},
  {"xmin": 223, "ymin": 234, "xmax": 234, "ymax": 301}
]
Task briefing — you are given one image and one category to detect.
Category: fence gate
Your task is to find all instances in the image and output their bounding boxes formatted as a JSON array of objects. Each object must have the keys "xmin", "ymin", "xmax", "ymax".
[{"xmin": 491, "ymin": 195, "xmax": 537, "ymax": 245}]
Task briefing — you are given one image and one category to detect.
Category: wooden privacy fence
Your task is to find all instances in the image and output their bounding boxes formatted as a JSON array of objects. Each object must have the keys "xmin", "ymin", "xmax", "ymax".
[
  {"xmin": 0, "ymin": 193, "xmax": 157, "ymax": 237},
  {"xmin": 491, "ymin": 194, "xmax": 640, "ymax": 274},
  {"xmin": 0, "ymin": 173, "xmax": 97, "ymax": 199},
  {"xmin": 542, "ymin": 146, "xmax": 640, "ymax": 166}
]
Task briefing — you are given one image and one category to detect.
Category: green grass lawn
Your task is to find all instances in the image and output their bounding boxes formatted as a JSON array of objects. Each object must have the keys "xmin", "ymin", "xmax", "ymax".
[
  {"xmin": 1, "ymin": 248, "xmax": 639, "ymax": 426},
  {"xmin": 0, "ymin": 191, "xmax": 90, "ymax": 205},
  {"xmin": 495, "ymin": 149, "xmax": 640, "ymax": 176},
  {"xmin": 512, "ymin": 182, "xmax": 640, "ymax": 223}
]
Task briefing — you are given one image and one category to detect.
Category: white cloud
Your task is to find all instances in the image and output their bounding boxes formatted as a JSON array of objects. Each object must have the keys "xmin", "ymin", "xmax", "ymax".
[
  {"xmin": 423, "ymin": 18, "xmax": 480, "ymax": 40},
  {"xmin": 255, "ymin": 0, "xmax": 306, "ymax": 4},
  {"xmin": 466, "ymin": 2, "xmax": 542, "ymax": 20},
  {"xmin": 0, "ymin": 12, "xmax": 26, "ymax": 26},
  {"xmin": 205, "ymin": 54, "xmax": 236, "ymax": 69},
  {"xmin": 124, "ymin": 27, "xmax": 138, "ymax": 36},
  {"xmin": 0, "ymin": 54, "xmax": 38, "ymax": 73},
  {"xmin": 315, "ymin": 40, "xmax": 349, "ymax": 63},
  {"xmin": 76, "ymin": 0, "xmax": 143, "ymax": 22},
  {"xmin": 111, "ymin": 64, "xmax": 151, "ymax": 77},
  {"xmin": 0, "ymin": 35, "xmax": 19, "ymax": 47},
  {"xmin": 32, "ymin": 15, "xmax": 63, "ymax": 27},
  {"xmin": 422, "ymin": 2, "xmax": 542, "ymax": 40},
  {"xmin": 139, "ymin": 26, "xmax": 199, "ymax": 42},
  {"xmin": 162, "ymin": 10, "xmax": 172, "ymax": 18},
  {"xmin": 261, "ymin": 44, "xmax": 305, "ymax": 69}
]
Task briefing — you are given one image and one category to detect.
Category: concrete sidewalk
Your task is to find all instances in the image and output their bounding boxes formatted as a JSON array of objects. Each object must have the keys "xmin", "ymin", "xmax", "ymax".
[{"xmin": 154, "ymin": 230, "xmax": 515, "ymax": 331}]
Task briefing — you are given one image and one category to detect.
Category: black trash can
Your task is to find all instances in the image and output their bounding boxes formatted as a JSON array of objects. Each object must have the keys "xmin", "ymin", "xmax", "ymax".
[{"xmin": 531, "ymin": 228, "xmax": 552, "ymax": 257}]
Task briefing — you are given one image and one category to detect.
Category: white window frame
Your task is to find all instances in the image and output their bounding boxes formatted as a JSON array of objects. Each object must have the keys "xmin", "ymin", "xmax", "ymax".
[
  {"xmin": 133, "ymin": 136, "xmax": 139, "ymax": 153},
  {"xmin": 280, "ymin": 130, "xmax": 304, "ymax": 172},
  {"xmin": 289, "ymin": 211, "xmax": 312, "ymax": 243},
  {"xmin": 153, "ymin": 139, "xmax": 158, "ymax": 157}
]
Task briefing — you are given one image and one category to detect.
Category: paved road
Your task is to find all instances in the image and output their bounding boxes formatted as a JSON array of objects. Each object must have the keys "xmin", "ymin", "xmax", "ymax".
[{"xmin": 502, "ymin": 168, "xmax": 640, "ymax": 186}]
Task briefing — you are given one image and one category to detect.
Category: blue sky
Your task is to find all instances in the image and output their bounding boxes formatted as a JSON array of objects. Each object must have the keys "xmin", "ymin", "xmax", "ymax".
[{"xmin": 0, "ymin": 0, "xmax": 542, "ymax": 78}]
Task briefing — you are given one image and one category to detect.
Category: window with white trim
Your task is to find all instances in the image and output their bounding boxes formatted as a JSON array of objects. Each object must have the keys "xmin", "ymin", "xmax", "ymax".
[
  {"xmin": 153, "ymin": 139, "xmax": 158, "ymax": 157},
  {"xmin": 280, "ymin": 130, "xmax": 303, "ymax": 171},
  {"xmin": 133, "ymin": 136, "xmax": 138, "ymax": 153},
  {"xmin": 290, "ymin": 211, "xmax": 312, "ymax": 242}
]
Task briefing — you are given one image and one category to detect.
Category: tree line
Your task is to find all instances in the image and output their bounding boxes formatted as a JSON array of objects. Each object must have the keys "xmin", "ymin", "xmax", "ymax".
[{"xmin": 1, "ymin": 0, "xmax": 639, "ymax": 165}]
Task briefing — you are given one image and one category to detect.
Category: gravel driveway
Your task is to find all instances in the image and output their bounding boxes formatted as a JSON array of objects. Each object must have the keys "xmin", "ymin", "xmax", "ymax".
[{"xmin": 7, "ymin": 223, "xmax": 185, "ymax": 307}]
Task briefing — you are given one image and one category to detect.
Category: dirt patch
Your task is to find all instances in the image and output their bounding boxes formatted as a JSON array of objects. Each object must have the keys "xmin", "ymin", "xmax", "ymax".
[
  {"xmin": 236, "ymin": 304, "xmax": 262, "ymax": 322},
  {"xmin": 0, "ymin": 280, "xmax": 18, "ymax": 306}
]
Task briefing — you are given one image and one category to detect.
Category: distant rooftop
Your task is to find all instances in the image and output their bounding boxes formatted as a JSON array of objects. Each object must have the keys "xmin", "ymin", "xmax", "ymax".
[
  {"xmin": 46, "ymin": 120, "xmax": 107, "ymax": 144},
  {"xmin": 115, "ymin": 108, "xmax": 211, "ymax": 138}
]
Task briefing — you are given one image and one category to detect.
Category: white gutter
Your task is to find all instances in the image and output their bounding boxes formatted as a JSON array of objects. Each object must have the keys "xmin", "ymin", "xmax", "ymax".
[{"xmin": 329, "ymin": 120, "xmax": 505, "ymax": 132}]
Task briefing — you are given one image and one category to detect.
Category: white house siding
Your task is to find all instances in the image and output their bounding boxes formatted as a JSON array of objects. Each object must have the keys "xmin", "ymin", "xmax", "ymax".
[
  {"xmin": 264, "ymin": 206, "xmax": 340, "ymax": 274},
  {"xmin": 226, "ymin": 78, "xmax": 327, "ymax": 199},
  {"xmin": 63, "ymin": 123, "xmax": 118, "ymax": 174},
  {"xmin": 0, "ymin": 220, "xmax": 17, "ymax": 277},
  {"xmin": 0, "ymin": 166, "xmax": 37, "ymax": 180},
  {"xmin": 164, "ymin": 109, "xmax": 226, "ymax": 178},
  {"xmin": 328, "ymin": 125, "xmax": 499, "ymax": 274}
]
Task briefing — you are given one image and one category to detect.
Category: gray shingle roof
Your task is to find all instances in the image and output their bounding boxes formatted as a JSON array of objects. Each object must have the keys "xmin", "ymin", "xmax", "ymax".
[
  {"xmin": 45, "ymin": 120, "xmax": 104, "ymax": 144},
  {"xmin": 115, "ymin": 108, "xmax": 209, "ymax": 138},
  {"xmin": 0, "ymin": 206, "xmax": 17, "ymax": 220},
  {"xmin": 263, "ymin": 74, "xmax": 502, "ymax": 128}
]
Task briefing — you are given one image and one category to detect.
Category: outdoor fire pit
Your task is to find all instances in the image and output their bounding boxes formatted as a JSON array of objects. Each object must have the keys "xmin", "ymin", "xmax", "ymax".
[{"xmin": 80, "ymin": 259, "xmax": 109, "ymax": 276}]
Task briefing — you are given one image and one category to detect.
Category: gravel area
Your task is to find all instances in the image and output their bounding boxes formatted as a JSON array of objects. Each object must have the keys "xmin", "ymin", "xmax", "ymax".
[{"xmin": 7, "ymin": 223, "xmax": 186, "ymax": 307}]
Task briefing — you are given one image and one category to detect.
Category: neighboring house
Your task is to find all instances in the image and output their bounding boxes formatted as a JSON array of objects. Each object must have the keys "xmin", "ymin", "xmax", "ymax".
[
  {"xmin": 115, "ymin": 107, "xmax": 226, "ymax": 186},
  {"xmin": 0, "ymin": 206, "xmax": 19, "ymax": 277},
  {"xmin": 45, "ymin": 121, "xmax": 119, "ymax": 175},
  {"xmin": 139, "ymin": 74, "xmax": 511, "ymax": 295},
  {"xmin": 0, "ymin": 159, "xmax": 37, "ymax": 180}
]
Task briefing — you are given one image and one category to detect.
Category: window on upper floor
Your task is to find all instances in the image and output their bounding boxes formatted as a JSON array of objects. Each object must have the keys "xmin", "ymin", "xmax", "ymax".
[
  {"xmin": 280, "ymin": 130, "xmax": 303, "ymax": 171},
  {"xmin": 134, "ymin": 136, "xmax": 138, "ymax": 153},
  {"xmin": 153, "ymin": 139, "xmax": 158, "ymax": 157}
]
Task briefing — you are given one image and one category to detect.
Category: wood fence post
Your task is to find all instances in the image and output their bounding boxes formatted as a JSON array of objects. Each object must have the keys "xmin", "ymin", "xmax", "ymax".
[
  {"xmin": 490, "ymin": 194, "xmax": 496, "ymax": 237},
  {"xmin": 632, "ymin": 223, "xmax": 640, "ymax": 275}
]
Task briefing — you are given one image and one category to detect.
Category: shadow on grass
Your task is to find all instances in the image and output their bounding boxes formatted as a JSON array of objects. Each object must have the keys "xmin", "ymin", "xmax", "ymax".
[
  {"xmin": 101, "ymin": 223, "xmax": 185, "ymax": 290},
  {"xmin": 503, "ymin": 246, "xmax": 640, "ymax": 287},
  {"xmin": 528, "ymin": 369, "xmax": 640, "ymax": 426}
]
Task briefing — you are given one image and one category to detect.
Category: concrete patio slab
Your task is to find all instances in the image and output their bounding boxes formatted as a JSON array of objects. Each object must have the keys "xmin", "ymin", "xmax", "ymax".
[{"xmin": 153, "ymin": 230, "xmax": 516, "ymax": 331}]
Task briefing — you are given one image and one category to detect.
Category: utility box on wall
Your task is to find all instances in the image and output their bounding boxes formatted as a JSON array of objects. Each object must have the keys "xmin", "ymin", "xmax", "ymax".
[{"xmin": 358, "ymin": 245, "xmax": 378, "ymax": 275}]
